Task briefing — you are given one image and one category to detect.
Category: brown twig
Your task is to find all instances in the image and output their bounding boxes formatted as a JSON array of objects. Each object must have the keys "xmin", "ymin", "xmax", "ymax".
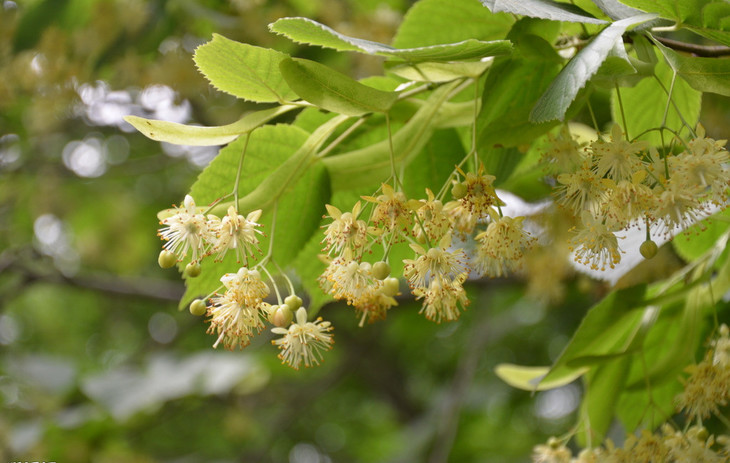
[{"xmin": 653, "ymin": 36, "xmax": 730, "ymax": 57}]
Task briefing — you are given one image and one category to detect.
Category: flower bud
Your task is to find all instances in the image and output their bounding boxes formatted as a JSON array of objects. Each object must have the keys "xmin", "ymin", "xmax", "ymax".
[
  {"xmin": 185, "ymin": 262, "xmax": 202, "ymax": 278},
  {"xmin": 372, "ymin": 261, "xmax": 390, "ymax": 280},
  {"xmin": 640, "ymin": 240, "xmax": 658, "ymax": 259},
  {"xmin": 271, "ymin": 304, "xmax": 293, "ymax": 327},
  {"xmin": 284, "ymin": 295, "xmax": 302, "ymax": 310},
  {"xmin": 382, "ymin": 277, "xmax": 400, "ymax": 297},
  {"xmin": 158, "ymin": 250, "xmax": 177, "ymax": 268},
  {"xmin": 189, "ymin": 299, "xmax": 207, "ymax": 316},
  {"xmin": 451, "ymin": 182, "xmax": 467, "ymax": 199}
]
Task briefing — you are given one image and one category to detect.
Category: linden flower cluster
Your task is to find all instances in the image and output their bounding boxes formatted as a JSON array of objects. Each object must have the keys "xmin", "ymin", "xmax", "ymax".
[
  {"xmin": 319, "ymin": 168, "xmax": 536, "ymax": 325},
  {"xmin": 533, "ymin": 425, "xmax": 730, "ymax": 462},
  {"xmin": 547, "ymin": 125, "xmax": 730, "ymax": 271},
  {"xmin": 157, "ymin": 195, "xmax": 334, "ymax": 369},
  {"xmin": 532, "ymin": 326, "xmax": 730, "ymax": 463},
  {"xmin": 675, "ymin": 324, "xmax": 730, "ymax": 422},
  {"xmin": 157, "ymin": 194, "xmax": 263, "ymax": 269}
]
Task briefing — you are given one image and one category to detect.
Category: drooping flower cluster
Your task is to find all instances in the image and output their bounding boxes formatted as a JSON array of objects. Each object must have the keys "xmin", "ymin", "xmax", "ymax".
[
  {"xmin": 531, "ymin": 326, "xmax": 730, "ymax": 463},
  {"xmin": 158, "ymin": 195, "xmax": 263, "ymax": 265},
  {"xmin": 675, "ymin": 324, "xmax": 730, "ymax": 422},
  {"xmin": 157, "ymin": 194, "xmax": 335, "ymax": 369},
  {"xmin": 319, "ymin": 166, "xmax": 536, "ymax": 324},
  {"xmin": 271, "ymin": 307, "xmax": 334, "ymax": 369},
  {"xmin": 549, "ymin": 124, "xmax": 730, "ymax": 270},
  {"xmin": 207, "ymin": 267, "xmax": 271, "ymax": 350}
]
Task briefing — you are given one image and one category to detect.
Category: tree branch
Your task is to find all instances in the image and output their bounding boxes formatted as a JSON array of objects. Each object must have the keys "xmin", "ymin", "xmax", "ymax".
[{"xmin": 654, "ymin": 36, "xmax": 730, "ymax": 57}]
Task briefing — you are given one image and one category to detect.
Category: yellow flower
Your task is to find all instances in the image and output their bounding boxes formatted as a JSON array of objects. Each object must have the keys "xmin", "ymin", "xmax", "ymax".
[
  {"xmin": 457, "ymin": 164, "xmax": 500, "ymax": 219},
  {"xmin": 555, "ymin": 161, "xmax": 606, "ymax": 216},
  {"xmin": 474, "ymin": 215, "xmax": 535, "ymax": 278},
  {"xmin": 158, "ymin": 195, "xmax": 211, "ymax": 262},
  {"xmin": 271, "ymin": 307, "xmax": 334, "ymax": 369},
  {"xmin": 206, "ymin": 267, "xmax": 270, "ymax": 350},
  {"xmin": 409, "ymin": 188, "xmax": 452, "ymax": 243},
  {"xmin": 531, "ymin": 437, "xmax": 572, "ymax": 463},
  {"xmin": 210, "ymin": 206, "xmax": 263, "ymax": 262},
  {"xmin": 321, "ymin": 202, "xmax": 368, "ymax": 256},
  {"xmin": 362, "ymin": 183, "xmax": 411, "ymax": 235},
  {"xmin": 590, "ymin": 124, "xmax": 648, "ymax": 182},
  {"xmin": 403, "ymin": 235, "xmax": 468, "ymax": 289},
  {"xmin": 569, "ymin": 212, "xmax": 622, "ymax": 270},
  {"xmin": 412, "ymin": 274, "xmax": 469, "ymax": 323},
  {"xmin": 542, "ymin": 125, "xmax": 586, "ymax": 173}
]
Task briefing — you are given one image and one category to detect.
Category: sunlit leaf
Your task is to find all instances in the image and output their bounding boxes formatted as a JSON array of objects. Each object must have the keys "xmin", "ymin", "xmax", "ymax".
[
  {"xmin": 530, "ymin": 14, "xmax": 656, "ymax": 122},
  {"xmin": 193, "ymin": 34, "xmax": 298, "ymax": 103},
  {"xmin": 124, "ymin": 106, "xmax": 297, "ymax": 146},
  {"xmin": 479, "ymin": 0, "xmax": 608, "ymax": 24},
  {"xmin": 655, "ymin": 40, "xmax": 730, "ymax": 96},
  {"xmin": 495, "ymin": 364, "xmax": 587, "ymax": 391},
  {"xmin": 270, "ymin": 17, "xmax": 513, "ymax": 62},
  {"xmin": 610, "ymin": 51, "xmax": 702, "ymax": 145},
  {"xmin": 392, "ymin": 0, "xmax": 515, "ymax": 48},
  {"xmin": 280, "ymin": 58, "xmax": 398, "ymax": 116}
]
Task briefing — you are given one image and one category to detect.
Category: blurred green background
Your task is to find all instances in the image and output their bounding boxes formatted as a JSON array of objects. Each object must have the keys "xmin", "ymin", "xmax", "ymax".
[{"xmin": 1, "ymin": 1, "xmax": 729, "ymax": 462}]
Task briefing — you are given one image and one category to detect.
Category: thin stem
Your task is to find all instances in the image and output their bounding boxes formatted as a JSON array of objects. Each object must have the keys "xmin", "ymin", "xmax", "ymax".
[
  {"xmin": 272, "ymin": 258, "xmax": 296, "ymax": 296},
  {"xmin": 233, "ymin": 132, "xmax": 251, "ymax": 212},
  {"xmin": 586, "ymin": 98, "xmax": 602, "ymax": 139},
  {"xmin": 386, "ymin": 113, "xmax": 404, "ymax": 191},
  {"xmin": 317, "ymin": 117, "xmax": 368, "ymax": 158},
  {"xmin": 471, "ymin": 78, "xmax": 479, "ymax": 169},
  {"xmin": 397, "ymin": 83, "xmax": 432, "ymax": 100},
  {"xmin": 660, "ymin": 72, "xmax": 676, "ymax": 130},
  {"xmin": 257, "ymin": 201, "xmax": 279, "ymax": 268},
  {"xmin": 652, "ymin": 74, "xmax": 696, "ymax": 137},
  {"xmin": 203, "ymin": 193, "xmax": 233, "ymax": 215},
  {"xmin": 614, "ymin": 82, "xmax": 630, "ymax": 140},
  {"xmin": 260, "ymin": 264, "xmax": 282, "ymax": 304}
]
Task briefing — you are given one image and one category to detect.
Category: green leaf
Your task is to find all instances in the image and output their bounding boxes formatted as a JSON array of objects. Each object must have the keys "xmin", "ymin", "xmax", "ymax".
[
  {"xmin": 479, "ymin": 0, "xmax": 608, "ymax": 24},
  {"xmin": 592, "ymin": 0, "xmax": 645, "ymax": 20},
  {"xmin": 611, "ymin": 50, "xmax": 702, "ymax": 145},
  {"xmin": 209, "ymin": 115, "xmax": 349, "ymax": 217},
  {"xmin": 617, "ymin": 377, "xmax": 679, "ymax": 431},
  {"xmin": 476, "ymin": 33, "xmax": 562, "ymax": 148},
  {"xmin": 654, "ymin": 40, "xmax": 730, "ymax": 96},
  {"xmin": 323, "ymin": 81, "xmax": 461, "ymax": 191},
  {"xmin": 539, "ymin": 284, "xmax": 647, "ymax": 386},
  {"xmin": 579, "ymin": 356, "xmax": 631, "ymax": 444},
  {"xmin": 280, "ymin": 58, "xmax": 398, "ymax": 116},
  {"xmin": 616, "ymin": 0, "xmax": 708, "ymax": 23},
  {"xmin": 530, "ymin": 14, "xmax": 657, "ymax": 123},
  {"xmin": 193, "ymin": 34, "xmax": 297, "ymax": 103},
  {"xmin": 402, "ymin": 129, "xmax": 466, "ymax": 199},
  {"xmin": 392, "ymin": 0, "xmax": 515, "ymax": 48},
  {"xmin": 495, "ymin": 364, "xmax": 587, "ymax": 391},
  {"xmin": 123, "ymin": 106, "xmax": 297, "ymax": 146},
  {"xmin": 269, "ymin": 17, "xmax": 513, "ymax": 62},
  {"xmin": 673, "ymin": 208, "xmax": 730, "ymax": 262}
]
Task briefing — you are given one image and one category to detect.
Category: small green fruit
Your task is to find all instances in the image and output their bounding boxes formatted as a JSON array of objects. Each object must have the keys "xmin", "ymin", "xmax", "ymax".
[
  {"xmin": 158, "ymin": 250, "xmax": 177, "ymax": 269},
  {"xmin": 185, "ymin": 262, "xmax": 202, "ymax": 278},
  {"xmin": 284, "ymin": 295, "xmax": 302, "ymax": 310},
  {"xmin": 190, "ymin": 299, "xmax": 207, "ymax": 316},
  {"xmin": 372, "ymin": 261, "xmax": 390, "ymax": 280},
  {"xmin": 640, "ymin": 240, "xmax": 658, "ymax": 259},
  {"xmin": 451, "ymin": 182, "xmax": 467, "ymax": 199}
]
